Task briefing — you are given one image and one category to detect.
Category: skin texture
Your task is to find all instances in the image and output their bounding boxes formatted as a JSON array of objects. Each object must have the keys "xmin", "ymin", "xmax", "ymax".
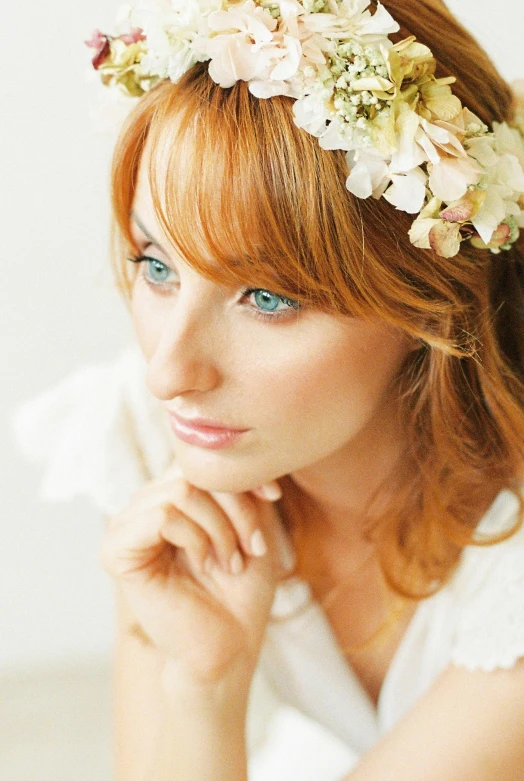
[
  {"xmin": 101, "ymin": 146, "xmax": 524, "ymax": 781},
  {"xmin": 130, "ymin": 146, "xmax": 415, "ymax": 511}
]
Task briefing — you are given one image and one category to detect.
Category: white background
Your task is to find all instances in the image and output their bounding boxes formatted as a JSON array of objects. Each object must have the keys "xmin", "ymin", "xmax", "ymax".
[{"xmin": 2, "ymin": 0, "xmax": 523, "ymax": 674}]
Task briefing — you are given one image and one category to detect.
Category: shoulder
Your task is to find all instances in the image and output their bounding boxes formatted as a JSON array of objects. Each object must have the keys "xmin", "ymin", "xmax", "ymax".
[
  {"xmin": 11, "ymin": 343, "xmax": 175, "ymax": 516},
  {"xmin": 446, "ymin": 488, "xmax": 524, "ymax": 672}
]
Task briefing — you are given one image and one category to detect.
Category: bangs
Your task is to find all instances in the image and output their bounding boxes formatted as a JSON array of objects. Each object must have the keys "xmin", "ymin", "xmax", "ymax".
[
  {"xmin": 112, "ymin": 64, "xmax": 378, "ymax": 314},
  {"xmin": 111, "ymin": 62, "xmax": 464, "ymax": 333}
]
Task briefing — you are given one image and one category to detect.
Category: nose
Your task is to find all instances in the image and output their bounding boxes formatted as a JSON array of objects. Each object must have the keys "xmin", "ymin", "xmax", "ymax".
[{"xmin": 144, "ymin": 287, "xmax": 222, "ymax": 402}]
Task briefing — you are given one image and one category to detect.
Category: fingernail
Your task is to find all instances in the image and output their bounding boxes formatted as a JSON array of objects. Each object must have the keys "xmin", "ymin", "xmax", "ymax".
[
  {"xmin": 258, "ymin": 483, "xmax": 282, "ymax": 501},
  {"xmin": 250, "ymin": 529, "xmax": 268, "ymax": 557},
  {"xmin": 230, "ymin": 550, "xmax": 244, "ymax": 575}
]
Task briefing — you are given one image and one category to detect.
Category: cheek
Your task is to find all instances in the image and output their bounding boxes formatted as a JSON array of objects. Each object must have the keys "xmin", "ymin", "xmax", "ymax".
[
  {"xmin": 130, "ymin": 287, "xmax": 163, "ymax": 359},
  {"xmin": 240, "ymin": 333, "xmax": 407, "ymax": 434}
]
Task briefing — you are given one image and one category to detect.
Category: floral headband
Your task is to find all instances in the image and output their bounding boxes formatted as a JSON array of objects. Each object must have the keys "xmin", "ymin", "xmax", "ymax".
[{"xmin": 86, "ymin": 0, "xmax": 524, "ymax": 258}]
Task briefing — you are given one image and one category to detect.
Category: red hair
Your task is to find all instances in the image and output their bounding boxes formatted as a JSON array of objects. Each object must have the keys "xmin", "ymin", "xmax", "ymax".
[{"xmin": 110, "ymin": 0, "xmax": 524, "ymax": 598}]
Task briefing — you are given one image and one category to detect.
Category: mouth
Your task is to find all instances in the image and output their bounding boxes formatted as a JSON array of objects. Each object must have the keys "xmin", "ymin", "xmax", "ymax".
[{"xmin": 168, "ymin": 411, "xmax": 250, "ymax": 450}]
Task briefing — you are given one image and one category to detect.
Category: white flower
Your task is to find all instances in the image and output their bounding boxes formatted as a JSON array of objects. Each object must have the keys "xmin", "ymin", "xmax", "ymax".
[
  {"xmin": 90, "ymin": 0, "xmax": 522, "ymax": 258},
  {"xmin": 471, "ymin": 157, "xmax": 524, "ymax": 244},
  {"xmin": 493, "ymin": 121, "xmax": 524, "ymax": 169},
  {"xmin": 460, "ymin": 121, "xmax": 524, "ymax": 243},
  {"xmin": 428, "ymin": 154, "xmax": 481, "ymax": 202},
  {"xmin": 390, "ymin": 118, "xmax": 481, "ymax": 203},
  {"xmin": 352, "ymin": 0, "xmax": 399, "ymax": 37},
  {"xmin": 202, "ymin": 0, "xmax": 302, "ymax": 89},
  {"xmin": 249, "ymin": 73, "xmax": 300, "ymax": 98},
  {"xmin": 306, "ymin": 0, "xmax": 398, "ymax": 42},
  {"xmin": 345, "ymin": 148, "xmax": 390, "ymax": 197},
  {"xmin": 126, "ymin": 0, "xmax": 212, "ymax": 81},
  {"xmin": 319, "ymin": 116, "xmax": 353, "ymax": 151},
  {"xmin": 293, "ymin": 89, "xmax": 334, "ymax": 136},
  {"xmin": 388, "ymin": 107, "xmax": 424, "ymax": 172},
  {"xmin": 278, "ymin": 0, "xmax": 307, "ymax": 38},
  {"xmin": 383, "ymin": 167, "xmax": 427, "ymax": 213}
]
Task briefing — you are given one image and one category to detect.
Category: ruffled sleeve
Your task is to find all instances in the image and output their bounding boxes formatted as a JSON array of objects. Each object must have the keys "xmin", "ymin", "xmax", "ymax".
[
  {"xmin": 10, "ymin": 343, "xmax": 175, "ymax": 516},
  {"xmin": 449, "ymin": 488, "xmax": 524, "ymax": 672}
]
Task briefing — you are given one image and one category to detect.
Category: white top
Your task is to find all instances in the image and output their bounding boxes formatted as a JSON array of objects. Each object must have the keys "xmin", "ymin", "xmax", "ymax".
[{"xmin": 11, "ymin": 343, "xmax": 524, "ymax": 781}]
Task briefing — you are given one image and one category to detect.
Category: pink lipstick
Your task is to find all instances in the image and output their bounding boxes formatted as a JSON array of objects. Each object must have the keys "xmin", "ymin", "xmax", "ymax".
[{"xmin": 168, "ymin": 412, "xmax": 249, "ymax": 450}]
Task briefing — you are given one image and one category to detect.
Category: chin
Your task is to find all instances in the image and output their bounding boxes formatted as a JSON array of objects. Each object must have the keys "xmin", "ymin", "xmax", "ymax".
[
  {"xmin": 174, "ymin": 438, "xmax": 289, "ymax": 494},
  {"xmin": 172, "ymin": 448, "xmax": 280, "ymax": 495}
]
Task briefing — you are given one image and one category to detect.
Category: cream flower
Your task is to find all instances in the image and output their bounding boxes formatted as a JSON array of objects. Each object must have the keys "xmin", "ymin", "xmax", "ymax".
[
  {"xmin": 89, "ymin": 0, "xmax": 524, "ymax": 258},
  {"xmin": 463, "ymin": 122, "xmax": 524, "ymax": 243},
  {"xmin": 493, "ymin": 120, "xmax": 524, "ymax": 169},
  {"xmin": 202, "ymin": 0, "xmax": 302, "ymax": 90},
  {"xmin": 301, "ymin": 0, "xmax": 398, "ymax": 43},
  {"xmin": 293, "ymin": 87, "xmax": 335, "ymax": 136},
  {"xmin": 345, "ymin": 148, "xmax": 390, "ymax": 197},
  {"xmin": 126, "ymin": 0, "xmax": 213, "ymax": 81},
  {"xmin": 383, "ymin": 167, "xmax": 427, "ymax": 213},
  {"xmin": 428, "ymin": 154, "xmax": 481, "ymax": 203},
  {"xmin": 408, "ymin": 196, "xmax": 462, "ymax": 258}
]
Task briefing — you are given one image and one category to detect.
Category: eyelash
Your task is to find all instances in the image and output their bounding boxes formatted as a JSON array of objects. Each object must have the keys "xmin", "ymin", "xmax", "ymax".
[{"xmin": 127, "ymin": 255, "xmax": 301, "ymax": 322}]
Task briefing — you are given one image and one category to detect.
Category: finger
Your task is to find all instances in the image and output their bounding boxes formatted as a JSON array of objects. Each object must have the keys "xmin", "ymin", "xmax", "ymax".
[
  {"xmin": 99, "ymin": 504, "xmax": 170, "ymax": 578},
  {"xmin": 112, "ymin": 477, "xmax": 244, "ymax": 574},
  {"xmin": 210, "ymin": 490, "xmax": 269, "ymax": 559},
  {"xmin": 101, "ymin": 502, "xmax": 216, "ymax": 580},
  {"xmin": 165, "ymin": 478, "xmax": 245, "ymax": 575},
  {"xmin": 160, "ymin": 509, "xmax": 211, "ymax": 576}
]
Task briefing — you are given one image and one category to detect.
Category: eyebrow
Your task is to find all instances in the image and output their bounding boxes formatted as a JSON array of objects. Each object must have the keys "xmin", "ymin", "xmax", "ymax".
[{"xmin": 130, "ymin": 211, "xmax": 168, "ymax": 254}]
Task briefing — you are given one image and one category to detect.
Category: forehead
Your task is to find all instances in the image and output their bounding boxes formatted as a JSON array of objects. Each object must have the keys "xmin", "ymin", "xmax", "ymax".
[
  {"xmin": 130, "ymin": 134, "xmax": 276, "ymax": 287},
  {"xmin": 132, "ymin": 149, "xmax": 165, "ymax": 241},
  {"xmin": 123, "ymin": 99, "xmax": 354, "ymax": 309}
]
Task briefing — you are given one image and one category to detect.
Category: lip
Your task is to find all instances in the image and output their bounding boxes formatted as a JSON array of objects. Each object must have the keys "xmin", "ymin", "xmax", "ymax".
[{"xmin": 168, "ymin": 411, "xmax": 249, "ymax": 450}]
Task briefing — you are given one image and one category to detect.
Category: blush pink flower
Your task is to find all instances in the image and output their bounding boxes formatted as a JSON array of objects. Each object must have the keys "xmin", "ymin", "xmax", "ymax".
[{"xmin": 85, "ymin": 30, "xmax": 112, "ymax": 70}]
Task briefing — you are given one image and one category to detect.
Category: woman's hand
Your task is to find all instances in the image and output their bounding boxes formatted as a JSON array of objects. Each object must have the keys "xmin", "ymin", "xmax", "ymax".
[{"xmin": 100, "ymin": 462, "xmax": 293, "ymax": 692}]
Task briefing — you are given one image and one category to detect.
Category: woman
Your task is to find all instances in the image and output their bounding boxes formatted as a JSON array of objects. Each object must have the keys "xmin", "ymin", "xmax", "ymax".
[{"xmin": 17, "ymin": 0, "xmax": 524, "ymax": 777}]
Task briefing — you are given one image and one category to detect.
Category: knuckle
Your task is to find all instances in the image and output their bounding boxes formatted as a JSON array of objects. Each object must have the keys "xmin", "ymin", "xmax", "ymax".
[
  {"xmin": 210, "ymin": 514, "xmax": 236, "ymax": 546},
  {"xmin": 193, "ymin": 530, "xmax": 209, "ymax": 557},
  {"xmin": 170, "ymin": 477, "xmax": 196, "ymax": 503}
]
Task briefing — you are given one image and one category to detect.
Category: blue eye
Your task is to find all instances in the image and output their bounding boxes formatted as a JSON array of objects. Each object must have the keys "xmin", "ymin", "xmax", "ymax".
[
  {"xmin": 243, "ymin": 288, "xmax": 300, "ymax": 320},
  {"xmin": 253, "ymin": 290, "xmax": 284, "ymax": 312},
  {"xmin": 144, "ymin": 258, "xmax": 173, "ymax": 284},
  {"xmin": 127, "ymin": 256, "xmax": 177, "ymax": 287}
]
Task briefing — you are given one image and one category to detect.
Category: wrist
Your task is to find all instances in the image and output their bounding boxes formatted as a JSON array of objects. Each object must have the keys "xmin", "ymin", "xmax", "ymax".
[
  {"xmin": 153, "ymin": 658, "xmax": 249, "ymax": 781},
  {"xmin": 160, "ymin": 656, "xmax": 253, "ymax": 719}
]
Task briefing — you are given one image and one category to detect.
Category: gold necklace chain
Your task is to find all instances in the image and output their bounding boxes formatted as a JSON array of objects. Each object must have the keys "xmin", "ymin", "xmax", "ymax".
[{"xmin": 339, "ymin": 592, "xmax": 411, "ymax": 656}]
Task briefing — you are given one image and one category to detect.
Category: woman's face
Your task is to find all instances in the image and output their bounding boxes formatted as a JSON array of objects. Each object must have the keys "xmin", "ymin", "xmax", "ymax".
[{"xmin": 130, "ymin": 152, "xmax": 414, "ymax": 494}]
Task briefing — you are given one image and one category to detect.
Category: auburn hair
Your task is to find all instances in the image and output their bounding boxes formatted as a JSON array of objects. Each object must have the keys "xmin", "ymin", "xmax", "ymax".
[{"xmin": 110, "ymin": 0, "xmax": 524, "ymax": 598}]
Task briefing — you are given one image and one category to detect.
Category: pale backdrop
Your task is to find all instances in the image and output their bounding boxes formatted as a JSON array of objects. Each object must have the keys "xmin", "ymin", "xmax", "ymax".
[{"xmin": 2, "ymin": 0, "xmax": 523, "ymax": 674}]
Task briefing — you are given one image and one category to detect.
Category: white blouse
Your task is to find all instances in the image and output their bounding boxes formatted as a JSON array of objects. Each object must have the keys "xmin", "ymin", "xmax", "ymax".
[{"xmin": 11, "ymin": 343, "xmax": 524, "ymax": 781}]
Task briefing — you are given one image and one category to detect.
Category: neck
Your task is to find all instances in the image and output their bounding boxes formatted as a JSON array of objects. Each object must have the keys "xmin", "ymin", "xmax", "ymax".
[{"xmin": 287, "ymin": 395, "xmax": 409, "ymax": 544}]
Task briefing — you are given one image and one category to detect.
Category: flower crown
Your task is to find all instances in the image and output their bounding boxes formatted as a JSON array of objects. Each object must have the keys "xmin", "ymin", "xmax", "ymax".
[{"xmin": 86, "ymin": 0, "xmax": 524, "ymax": 258}]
